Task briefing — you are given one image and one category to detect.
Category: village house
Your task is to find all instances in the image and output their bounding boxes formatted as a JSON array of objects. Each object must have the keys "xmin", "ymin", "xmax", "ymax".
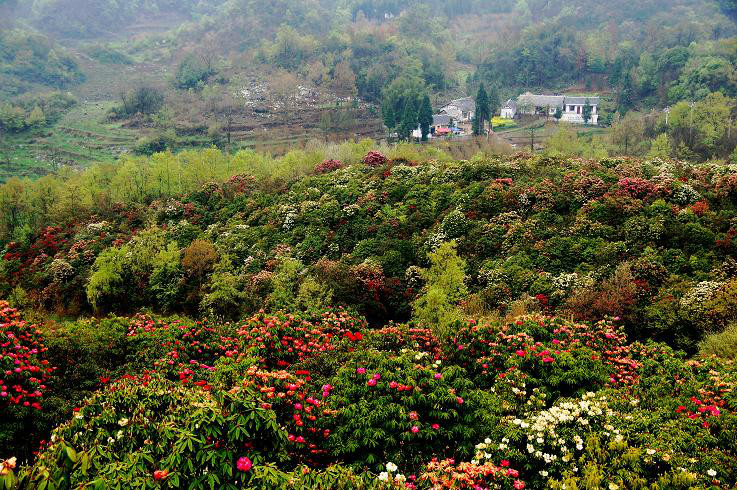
[
  {"xmin": 439, "ymin": 97, "xmax": 475, "ymax": 123},
  {"xmin": 503, "ymin": 92, "xmax": 600, "ymax": 125},
  {"xmin": 501, "ymin": 99, "xmax": 517, "ymax": 119},
  {"xmin": 412, "ymin": 114, "xmax": 456, "ymax": 139}
]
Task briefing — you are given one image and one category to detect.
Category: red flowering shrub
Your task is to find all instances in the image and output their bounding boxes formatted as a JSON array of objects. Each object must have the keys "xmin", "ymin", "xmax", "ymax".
[
  {"xmin": 222, "ymin": 174, "xmax": 257, "ymax": 196},
  {"xmin": 444, "ymin": 316, "xmax": 640, "ymax": 394},
  {"xmin": 235, "ymin": 309, "xmax": 368, "ymax": 370},
  {"xmin": 616, "ymin": 177, "xmax": 660, "ymax": 201},
  {"xmin": 314, "ymin": 159, "xmax": 344, "ymax": 174},
  {"xmin": 363, "ymin": 151, "xmax": 388, "ymax": 167},
  {"xmin": 0, "ymin": 302, "xmax": 53, "ymax": 411},
  {"xmin": 0, "ymin": 302, "xmax": 55, "ymax": 459},
  {"xmin": 320, "ymin": 349, "xmax": 500, "ymax": 472}
]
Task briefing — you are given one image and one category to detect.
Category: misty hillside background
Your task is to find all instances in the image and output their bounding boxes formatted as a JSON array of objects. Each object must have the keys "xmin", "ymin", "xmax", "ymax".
[{"xmin": 1, "ymin": 0, "xmax": 736, "ymax": 181}]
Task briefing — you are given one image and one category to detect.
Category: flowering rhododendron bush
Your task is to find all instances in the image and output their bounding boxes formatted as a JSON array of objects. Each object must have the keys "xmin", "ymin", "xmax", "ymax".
[
  {"xmin": 0, "ymin": 302, "xmax": 54, "ymax": 456},
  {"xmin": 0, "ymin": 307, "xmax": 733, "ymax": 489},
  {"xmin": 5, "ymin": 154, "xmax": 737, "ymax": 355}
]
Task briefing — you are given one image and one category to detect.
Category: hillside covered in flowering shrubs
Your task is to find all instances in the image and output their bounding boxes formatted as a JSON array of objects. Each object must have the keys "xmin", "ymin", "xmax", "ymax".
[
  {"xmin": 3, "ymin": 149, "xmax": 737, "ymax": 353},
  {"xmin": 1, "ymin": 148, "xmax": 737, "ymax": 488},
  {"xmin": 0, "ymin": 303, "xmax": 735, "ymax": 488}
]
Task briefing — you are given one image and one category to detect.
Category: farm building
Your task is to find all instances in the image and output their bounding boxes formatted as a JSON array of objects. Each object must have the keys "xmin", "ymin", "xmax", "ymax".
[{"xmin": 504, "ymin": 93, "xmax": 600, "ymax": 125}]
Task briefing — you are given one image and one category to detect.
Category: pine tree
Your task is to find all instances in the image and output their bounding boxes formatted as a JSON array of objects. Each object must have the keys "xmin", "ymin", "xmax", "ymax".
[
  {"xmin": 399, "ymin": 97, "xmax": 418, "ymax": 141},
  {"xmin": 473, "ymin": 84, "xmax": 490, "ymax": 136},
  {"xmin": 382, "ymin": 102, "xmax": 396, "ymax": 131},
  {"xmin": 487, "ymin": 84, "xmax": 500, "ymax": 117},
  {"xmin": 582, "ymin": 99, "xmax": 593, "ymax": 125},
  {"xmin": 418, "ymin": 93, "xmax": 433, "ymax": 141},
  {"xmin": 554, "ymin": 106, "xmax": 563, "ymax": 121}
]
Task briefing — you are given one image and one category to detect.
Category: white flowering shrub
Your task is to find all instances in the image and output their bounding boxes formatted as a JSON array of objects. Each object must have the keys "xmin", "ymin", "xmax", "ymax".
[
  {"xmin": 474, "ymin": 393, "xmax": 615, "ymax": 485},
  {"xmin": 672, "ymin": 183, "xmax": 701, "ymax": 205}
]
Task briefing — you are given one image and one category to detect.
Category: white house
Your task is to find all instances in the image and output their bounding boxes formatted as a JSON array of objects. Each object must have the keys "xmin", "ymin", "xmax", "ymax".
[
  {"xmin": 504, "ymin": 92, "xmax": 600, "ymax": 125},
  {"xmin": 412, "ymin": 114, "xmax": 455, "ymax": 139},
  {"xmin": 501, "ymin": 99, "xmax": 517, "ymax": 119},
  {"xmin": 439, "ymin": 97, "xmax": 475, "ymax": 123}
]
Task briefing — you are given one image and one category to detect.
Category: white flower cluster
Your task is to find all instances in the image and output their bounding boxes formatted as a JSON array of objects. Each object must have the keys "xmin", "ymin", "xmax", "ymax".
[
  {"xmin": 342, "ymin": 203, "xmax": 360, "ymax": 218},
  {"xmin": 472, "ymin": 437, "xmax": 510, "ymax": 465},
  {"xmin": 391, "ymin": 165, "xmax": 418, "ymax": 180},
  {"xmin": 522, "ymin": 393, "xmax": 613, "ymax": 464},
  {"xmin": 672, "ymin": 183, "xmax": 701, "ymax": 205},
  {"xmin": 378, "ymin": 461, "xmax": 406, "ymax": 485},
  {"xmin": 553, "ymin": 272, "xmax": 595, "ymax": 292},
  {"xmin": 86, "ymin": 221, "xmax": 110, "ymax": 233},
  {"xmin": 680, "ymin": 281, "xmax": 724, "ymax": 311},
  {"xmin": 426, "ymin": 231, "xmax": 448, "ymax": 252},
  {"xmin": 518, "ymin": 193, "xmax": 532, "ymax": 212},
  {"xmin": 490, "ymin": 211, "xmax": 522, "ymax": 226},
  {"xmin": 300, "ymin": 200, "xmax": 319, "ymax": 214}
]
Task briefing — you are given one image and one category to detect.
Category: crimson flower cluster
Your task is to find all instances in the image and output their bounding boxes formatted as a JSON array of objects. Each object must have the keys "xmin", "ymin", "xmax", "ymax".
[{"xmin": 0, "ymin": 302, "xmax": 54, "ymax": 411}]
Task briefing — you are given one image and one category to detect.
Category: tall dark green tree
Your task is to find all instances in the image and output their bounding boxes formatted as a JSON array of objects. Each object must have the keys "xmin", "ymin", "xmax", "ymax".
[
  {"xmin": 554, "ymin": 106, "xmax": 563, "ymax": 121},
  {"xmin": 473, "ymin": 84, "xmax": 491, "ymax": 136},
  {"xmin": 399, "ymin": 97, "xmax": 418, "ymax": 141},
  {"xmin": 418, "ymin": 93, "xmax": 433, "ymax": 141},
  {"xmin": 582, "ymin": 99, "xmax": 593, "ymax": 125},
  {"xmin": 618, "ymin": 72, "xmax": 635, "ymax": 115},
  {"xmin": 487, "ymin": 84, "xmax": 500, "ymax": 117},
  {"xmin": 382, "ymin": 103, "xmax": 396, "ymax": 131}
]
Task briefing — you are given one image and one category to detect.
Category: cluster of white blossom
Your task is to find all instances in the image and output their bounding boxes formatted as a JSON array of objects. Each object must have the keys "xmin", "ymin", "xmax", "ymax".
[
  {"xmin": 490, "ymin": 211, "xmax": 522, "ymax": 226},
  {"xmin": 519, "ymin": 393, "xmax": 614, "ymax": 466},
  {"xmin": 342, "ymin": 203, "xmax": 360, "ymax": 218},
  {"xmin": 680, "ymin": 281, "xmax": 724, "ymax": 311},
  {"xmin": 553, "ymin": 272, "xmax": 595, "ymax": 291},
  {"xmin": 391, "ymin": 165, "xmax": 418, "ymax": 180},
  {"xmin": 378, "ymin": 462, "xmax": 406, "ymax": 485},
  {"xmin": 672, "ymin": 183, "xmax": 701, "ymax": 205},
  {"xmin": 426, "ymin": 231, "xmax": 448, "ymax": 252}
]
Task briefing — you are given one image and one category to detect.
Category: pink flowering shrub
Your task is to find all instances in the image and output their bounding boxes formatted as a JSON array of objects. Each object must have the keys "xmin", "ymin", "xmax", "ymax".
[
  {"xmin": 363, "ymin": 151, "xmax": 388, "ymax": 167},
  {"xmin": 0, "ymin": 303, "xmax": 52, "ymax": 411},
  {"xmin": 320, "ymin": 349, "xmax": 500, "ymax": 472},
  {"xmin": 314, "ymin": 159, "xmax": 344, "ymax": 174},
  {"xmin": 0, "ymin": 302, "xmax": 54, "ymax": 457}
]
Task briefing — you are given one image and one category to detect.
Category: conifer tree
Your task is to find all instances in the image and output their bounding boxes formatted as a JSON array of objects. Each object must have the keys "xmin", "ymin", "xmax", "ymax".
[
  {"xmin": 473, "ymin": 84, "xmax": 490, "ymax": 136},
  {"xmin": 399, "ymin": 97, "xmax": 418, "ymax": 141},
  {"xmin": 418, "ymin": 93, "xmax": 433, "ymax": 141},
  {"xmin": 582, "ymin": 99, "xmax": 593, "ymax": 125}
]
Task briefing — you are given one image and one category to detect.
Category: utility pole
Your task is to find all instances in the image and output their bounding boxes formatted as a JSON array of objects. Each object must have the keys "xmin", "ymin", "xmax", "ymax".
[{"xmin": 529, "ymin": 127, "xmax": 536, "ymax": 151}]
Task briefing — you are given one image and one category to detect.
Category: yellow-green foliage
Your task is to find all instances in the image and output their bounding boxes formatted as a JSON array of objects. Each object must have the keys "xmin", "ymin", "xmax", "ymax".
[
  {"xmin": 0, "ymin": 140, "xmax": 404, "ymax": 241},
  {"xmin": 412, "ymin": 241, "xmax": 468, "ymax": 336},
  {"xmin": 700, "ymin": 323, "xmax": 737, "ymax": 359}
]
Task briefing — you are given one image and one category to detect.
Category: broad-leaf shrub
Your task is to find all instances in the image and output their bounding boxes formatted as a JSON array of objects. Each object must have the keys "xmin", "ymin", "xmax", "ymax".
[
  {"xmin": 0, "ymin": 302, "xmax": 54, "ymax": 459},
  {"xmin": 2, "ymin": 308, "xmax": 737, "ymax": 488},
  {"xmin": 21, "ymin": 375, "xmax": 289, "ymax": 489},
  {"xmin": 322, "ymin": 349, "xmax": 500, "ymax": 472}
]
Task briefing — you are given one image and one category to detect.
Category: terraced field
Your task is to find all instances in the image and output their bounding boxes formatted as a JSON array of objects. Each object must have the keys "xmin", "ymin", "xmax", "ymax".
[{"xmin": 0, "ymin": 102, "xmax": 143, "ymax": 182}]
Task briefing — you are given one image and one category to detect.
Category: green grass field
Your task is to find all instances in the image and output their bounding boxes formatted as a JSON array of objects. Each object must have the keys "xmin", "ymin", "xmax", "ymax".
[{"xmin": 0, "ymin": 102, "xmax": 141, "ymax": 182}]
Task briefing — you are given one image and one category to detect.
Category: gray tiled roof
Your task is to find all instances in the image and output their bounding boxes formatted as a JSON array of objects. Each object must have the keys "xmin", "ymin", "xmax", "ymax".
[
  {"xmin": 517, "ymin": 92, "xmax": 599, "ymax": 108},
  {"xmin": 563, "ymin": 96, "xmax": 600, "ymax": 105},
  {"xmin": 503, "ymin": 98, "xmax": 517, "ymax": 110},
  {"xmin": 433, "ymin": 114, "xmax": 451, "ymax": 126},
  {"xmin": 517, "ymin": 93, "xmax": 565, "ymax": 108},
  {"xmin": 442, "ymin": 96, "xmax": 475, "ymax": 112}
]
